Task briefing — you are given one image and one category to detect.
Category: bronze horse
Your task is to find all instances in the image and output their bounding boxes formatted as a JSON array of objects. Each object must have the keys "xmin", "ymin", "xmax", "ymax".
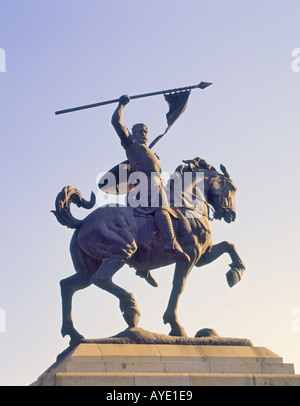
[{"xmin": 52, "ymin": 157, "xmax": 245, "ymax": 344}]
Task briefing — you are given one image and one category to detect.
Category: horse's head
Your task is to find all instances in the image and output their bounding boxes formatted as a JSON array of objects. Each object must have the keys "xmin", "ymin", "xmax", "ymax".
[
  {"xmin": 181, "ymin": 157, "xmax": 237, "ymax": 223},
  {"xmin": 206, "ymin": 165, "xmax": 237, "ymax": 223}
]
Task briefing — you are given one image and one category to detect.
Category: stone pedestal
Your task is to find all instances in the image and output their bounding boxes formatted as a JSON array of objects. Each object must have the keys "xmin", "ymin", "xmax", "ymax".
[{"xmin": 31, "ymin": 329, "xmax": 300, "ymax": 386}]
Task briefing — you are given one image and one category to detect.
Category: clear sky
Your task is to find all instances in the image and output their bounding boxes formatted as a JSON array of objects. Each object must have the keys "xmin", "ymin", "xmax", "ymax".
[{"xmin": 0, "ymin": 0, "xmax": 300, "ymax": 386}]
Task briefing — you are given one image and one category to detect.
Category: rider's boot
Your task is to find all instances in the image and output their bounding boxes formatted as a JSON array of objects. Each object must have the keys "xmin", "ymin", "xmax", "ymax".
[
  {"xmin": 155, "ymin": 209, "xmax": 190, "ymax": 263},
  {"xmin": 136, "ymin": 270, "xmax": 158, "ymax": 287}
]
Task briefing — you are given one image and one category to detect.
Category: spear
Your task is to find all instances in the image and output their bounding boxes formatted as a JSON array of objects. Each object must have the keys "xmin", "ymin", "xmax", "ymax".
[{"xmin": 55, "ymin": 81, "xmax": 212, "ymax": 115}]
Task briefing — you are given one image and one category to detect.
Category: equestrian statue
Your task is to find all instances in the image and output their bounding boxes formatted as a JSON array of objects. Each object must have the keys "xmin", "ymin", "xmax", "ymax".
[{"xmin": 52, "ymin": 85, "xmax": 246, "ymax": 344}]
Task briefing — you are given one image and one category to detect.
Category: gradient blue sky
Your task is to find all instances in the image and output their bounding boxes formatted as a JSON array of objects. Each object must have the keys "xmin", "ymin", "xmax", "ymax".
[{"xmin": 1, "ymin": 0, "xmax": 300, "ymax": 385}]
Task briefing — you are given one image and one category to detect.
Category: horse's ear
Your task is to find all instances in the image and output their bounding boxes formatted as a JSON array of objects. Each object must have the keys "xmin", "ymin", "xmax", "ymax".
[{"xmin": 220, "ymin": 164, "xmax": 230, "ymax": 179}]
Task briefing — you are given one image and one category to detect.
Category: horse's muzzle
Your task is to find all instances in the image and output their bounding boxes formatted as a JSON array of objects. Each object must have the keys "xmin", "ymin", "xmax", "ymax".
[{"xmin": 214, "ymin": 207, "xmax": 236, "ymax": 223}]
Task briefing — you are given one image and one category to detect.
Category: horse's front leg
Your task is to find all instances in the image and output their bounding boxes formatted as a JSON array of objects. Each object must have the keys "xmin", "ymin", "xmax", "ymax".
[
  {"xmin": 163, "ymin": 262, "xmax": 193, "ymax": 337},
  {"xmin": 196, "ymin": 241, "xmax": 246, "ymax": 287}
]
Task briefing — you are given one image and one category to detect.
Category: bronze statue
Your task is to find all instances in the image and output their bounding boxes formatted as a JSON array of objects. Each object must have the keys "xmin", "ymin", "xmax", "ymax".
[
  {"xmin": 52, "ymin": 135, "xmax": 245, "ymax": 344},
  {"xmin": 52, "ymin": 84, "xmax": 245, "ymax": 344}
]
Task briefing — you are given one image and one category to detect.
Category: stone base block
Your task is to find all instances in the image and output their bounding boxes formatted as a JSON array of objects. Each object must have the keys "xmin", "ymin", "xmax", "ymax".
[{"xmin": 31, "ymin": 340, "xmax": 300, "ymax": 386}]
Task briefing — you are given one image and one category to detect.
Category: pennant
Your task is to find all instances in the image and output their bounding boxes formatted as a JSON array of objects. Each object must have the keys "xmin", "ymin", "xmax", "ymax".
[{"xmin": 149, "ymin": 90, "xmax": 191, "ymax": 148}]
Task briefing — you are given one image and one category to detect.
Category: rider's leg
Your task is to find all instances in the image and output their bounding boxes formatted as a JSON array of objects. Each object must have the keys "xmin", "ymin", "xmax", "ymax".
[{"xmin": 154, "ymin": 209, "xmax": 190, "ymax": 262}]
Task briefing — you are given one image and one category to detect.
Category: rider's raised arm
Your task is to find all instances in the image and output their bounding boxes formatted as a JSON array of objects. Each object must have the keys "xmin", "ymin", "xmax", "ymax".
[{"xmin": 111, "ymin": 95, "xmax": 131, "ymax": 146}]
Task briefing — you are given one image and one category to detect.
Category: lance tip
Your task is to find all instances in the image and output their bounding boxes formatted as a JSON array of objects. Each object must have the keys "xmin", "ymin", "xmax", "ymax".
[{"xmin": 198, "ymin": 81, "xmax": 213, "ymax": 89}]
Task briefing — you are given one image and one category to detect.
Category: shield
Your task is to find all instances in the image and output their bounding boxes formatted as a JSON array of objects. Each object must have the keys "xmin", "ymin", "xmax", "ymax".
[{"xmin": 98, "ymin": 160, "xmax": 137, "ymax": 194}]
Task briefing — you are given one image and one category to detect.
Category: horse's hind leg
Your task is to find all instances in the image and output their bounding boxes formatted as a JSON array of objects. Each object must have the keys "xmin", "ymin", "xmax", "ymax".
[
  {"xmin": 60, "ymin": 231, "xmax": 96, "ymax": 344},
  {"xmin": 60, "ymin": 273, "xmax": 91, "ymax": 343},
  {"xmin": 91, "ymin": 257, "xmax": 141, "ymax": 329}
]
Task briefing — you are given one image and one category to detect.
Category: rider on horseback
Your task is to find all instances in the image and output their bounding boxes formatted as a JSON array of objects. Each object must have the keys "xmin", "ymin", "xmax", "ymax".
[{"xmin": 111, "ymin": 95, "xmax": 190, "ymax": 287}]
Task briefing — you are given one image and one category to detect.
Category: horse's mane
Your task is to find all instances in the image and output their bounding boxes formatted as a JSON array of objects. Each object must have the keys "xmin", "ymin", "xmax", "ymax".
[{"xmin": 174, "ymin": 157, "xmax": 230, "ymax": 179}]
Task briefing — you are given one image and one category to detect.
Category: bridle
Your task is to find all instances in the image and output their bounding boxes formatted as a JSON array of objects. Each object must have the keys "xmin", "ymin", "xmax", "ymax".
[{"xmin": 206, "ymin": 174, "xmax": 236, "ymax": 221}]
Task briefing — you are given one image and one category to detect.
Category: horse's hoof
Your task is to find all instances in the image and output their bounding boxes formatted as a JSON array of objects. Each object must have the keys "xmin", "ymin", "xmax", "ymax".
[
  {"xmin": 69, "ymin": 331, "xmax": 85, "ymax": 346},
  {"xmin": 169, "ymin": 326, "xmax": 188, "ymax": 338},
  {"xmin": 123, "ymin": 305, "xmax": 141, "ymax": 328},
  {"xmin": 226, "ymin": 268, "xmax": 245, "ymax": 287}
]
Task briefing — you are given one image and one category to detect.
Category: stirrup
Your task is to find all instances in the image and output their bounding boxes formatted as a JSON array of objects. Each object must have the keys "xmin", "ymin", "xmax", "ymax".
[{"xmin": 136, "ymin": 270, "xmax": 158, "ymax": 287}]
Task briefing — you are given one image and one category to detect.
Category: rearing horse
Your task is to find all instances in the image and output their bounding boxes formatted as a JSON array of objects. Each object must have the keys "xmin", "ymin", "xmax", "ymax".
[{"xmin": 52, "ymin": 157, "xmax": 245, "ymax": 344}]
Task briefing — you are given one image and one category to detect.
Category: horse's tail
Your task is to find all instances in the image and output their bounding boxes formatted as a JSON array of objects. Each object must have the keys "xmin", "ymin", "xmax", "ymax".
[{"xmin": 51, "ymin": 185, "xmax": 96, "ymax": 229}]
